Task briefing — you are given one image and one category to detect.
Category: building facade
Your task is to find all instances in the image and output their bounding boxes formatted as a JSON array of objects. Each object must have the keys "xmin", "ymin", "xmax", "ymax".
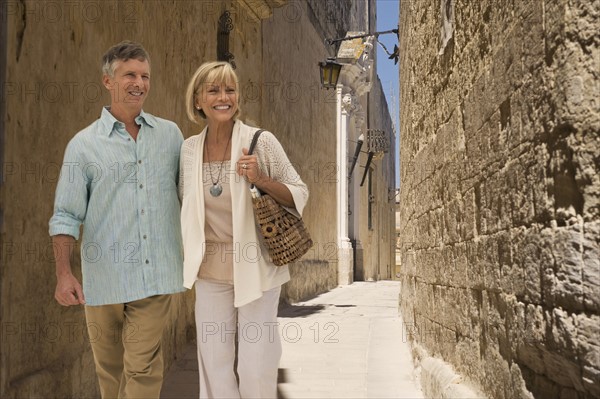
[
  {"xmin": 0, "ymin": 0, "xmax": 395, "ymax": 396},
  {"xmin": 399, "ymin": 0, "xmax": 599, "ymax": 398}
]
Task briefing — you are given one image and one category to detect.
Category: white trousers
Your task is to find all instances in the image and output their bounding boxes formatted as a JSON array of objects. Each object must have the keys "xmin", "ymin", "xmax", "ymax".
[{"xmin": 194, "ymin": 280, "xmax": 282, "ymax": 399}]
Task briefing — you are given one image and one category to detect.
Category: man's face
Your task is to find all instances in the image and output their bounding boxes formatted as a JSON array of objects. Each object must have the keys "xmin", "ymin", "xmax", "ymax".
[{"xmin": 103, "ymin": 58, "xmax": 150, "ymax": 112}]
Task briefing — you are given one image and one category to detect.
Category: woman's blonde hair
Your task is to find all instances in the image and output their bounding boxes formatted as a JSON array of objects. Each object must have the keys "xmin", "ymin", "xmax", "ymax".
[{"xmin": 185, "ymin": 61, "xmax": 240, "ymax": 125}]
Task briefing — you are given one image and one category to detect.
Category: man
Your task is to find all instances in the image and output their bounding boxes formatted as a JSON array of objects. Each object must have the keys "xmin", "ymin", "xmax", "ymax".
[{"xmin": 49, "ymin": 41, "xmax": 184, "ymax": 398}]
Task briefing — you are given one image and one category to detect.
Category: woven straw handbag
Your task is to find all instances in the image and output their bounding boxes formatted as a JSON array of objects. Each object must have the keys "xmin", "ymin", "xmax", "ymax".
[{"xmin": 248, "ymin": 130, "xmax": 313, "ymax": 266}]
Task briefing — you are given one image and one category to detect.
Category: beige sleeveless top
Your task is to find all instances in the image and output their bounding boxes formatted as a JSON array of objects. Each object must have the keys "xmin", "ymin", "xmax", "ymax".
[{"xmin": 198, "ymin": 161, "xmax": 234, "ymax": 284}]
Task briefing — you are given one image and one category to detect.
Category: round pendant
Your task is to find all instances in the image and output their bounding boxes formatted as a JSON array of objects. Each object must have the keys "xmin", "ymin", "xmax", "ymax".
[{"xmin": 209, "ymin": 183, "xmax": 223, "ymax": 197}]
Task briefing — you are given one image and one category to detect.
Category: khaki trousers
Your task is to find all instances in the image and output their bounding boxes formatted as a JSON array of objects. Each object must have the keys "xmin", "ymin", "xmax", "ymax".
[
  {"xmin": 85, "ymin": 295, "xmax": 171, "ymax": 399},
  {"xmin": 195, "ymin": 280, "xmax": 282, "ymax": 399}
]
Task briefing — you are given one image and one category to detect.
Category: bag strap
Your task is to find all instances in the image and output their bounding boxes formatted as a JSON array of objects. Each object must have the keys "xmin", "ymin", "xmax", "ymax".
[
  {"xmin": 248, "ymin": 129, "xmax": 265, "ymax": 190},
  {"xmin": 248, "ymin": 129, "xmax": 264, "ymax": 155}
]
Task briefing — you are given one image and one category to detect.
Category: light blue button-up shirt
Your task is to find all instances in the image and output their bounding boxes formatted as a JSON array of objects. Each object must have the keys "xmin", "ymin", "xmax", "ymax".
[{"xmin": 49, "ymin": 107, "xmax": 184, "ymax": 306}]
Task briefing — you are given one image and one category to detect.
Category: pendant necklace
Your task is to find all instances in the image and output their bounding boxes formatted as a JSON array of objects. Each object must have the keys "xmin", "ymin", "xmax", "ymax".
[{"xmin": 205, "ymin": 130, "xmax": 232, "ymax": 197}]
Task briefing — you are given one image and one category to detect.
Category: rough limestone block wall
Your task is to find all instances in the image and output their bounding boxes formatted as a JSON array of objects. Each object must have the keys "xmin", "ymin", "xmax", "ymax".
[{"xmin": 399, "ymin": 0, "xmax": 599, "ymax": 398}]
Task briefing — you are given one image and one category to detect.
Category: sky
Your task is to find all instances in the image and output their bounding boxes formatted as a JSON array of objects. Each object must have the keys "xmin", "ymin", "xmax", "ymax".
[{"xmin": 376, "ymin": 0, "xmax": 400, "ymax": 188}]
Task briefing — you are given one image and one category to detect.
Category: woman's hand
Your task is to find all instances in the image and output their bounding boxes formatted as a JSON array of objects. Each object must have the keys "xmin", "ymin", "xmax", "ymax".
[
  {"xmin": 237, "ymin": 148, "xmax": 263, "ymax": 184},
  {"xmin": 237, "ymin": 148, "xmax": 295, "ymax": 207}
]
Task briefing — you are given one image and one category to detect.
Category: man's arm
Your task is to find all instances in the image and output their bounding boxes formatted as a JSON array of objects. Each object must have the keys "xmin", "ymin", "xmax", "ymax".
[
  {"xmin": 49, "ymin": 138, "xmax": 89, "ymax": 306},
  {"xmin": 52, "ymin": 235, "xmax": 85, "ymax": 306}
]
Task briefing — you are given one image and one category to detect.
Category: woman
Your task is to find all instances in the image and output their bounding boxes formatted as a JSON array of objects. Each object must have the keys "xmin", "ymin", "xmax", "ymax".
[{"xmin": 179, "ymin": 61, "xmax": 309, "ymax": 398}]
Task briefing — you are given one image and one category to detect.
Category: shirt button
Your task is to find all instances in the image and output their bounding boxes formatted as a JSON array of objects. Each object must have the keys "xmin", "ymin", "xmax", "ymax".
[
  {"xmin": 143, "ymin": 235, "xmax": 147, "ymax": 239},
  {"xmin": 145, "ymin": 260, "xmax": 149, "ymax": 264},
  {"xmin": 138, "ymin": 160, "xmax": 142, "ymax": 164},
  {"xmin": 141, "ymin": 209, "xmax": 145, "ymax": 215},
  {"xmin": 139, "ymin": 184, "xmax": 143, "ymax": 189}
]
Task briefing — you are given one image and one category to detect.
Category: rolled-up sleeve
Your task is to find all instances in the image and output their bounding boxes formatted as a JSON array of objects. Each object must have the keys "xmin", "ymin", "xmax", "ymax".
[{"xmin": 49, "ymin": 140, "xmax": 89, "ymax": 240}]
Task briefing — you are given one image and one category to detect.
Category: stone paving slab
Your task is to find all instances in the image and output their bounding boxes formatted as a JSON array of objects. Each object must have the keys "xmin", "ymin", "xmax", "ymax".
[{"xmin": 161, "ymin": 281, "xmax": 423, "ymax": 399}]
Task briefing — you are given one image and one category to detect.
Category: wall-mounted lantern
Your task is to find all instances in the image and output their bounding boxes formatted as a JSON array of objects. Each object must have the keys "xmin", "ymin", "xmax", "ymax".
[
  {"xmin": 318, "ymin": 58, "xmax": 342, "ymax": 89},
  {"xmin": 318, "ymin": 26, "xmax": 399, "ymax": 89}
]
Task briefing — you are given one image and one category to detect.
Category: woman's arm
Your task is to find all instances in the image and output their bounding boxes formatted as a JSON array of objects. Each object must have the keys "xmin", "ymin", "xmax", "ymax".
[
  {"xmin": 250, "ymin": 163, "xmax": 295, "ymax": 207},
  {"xmin": 236, "ymin": 131, "xmax": 308, "ymax": 213}
]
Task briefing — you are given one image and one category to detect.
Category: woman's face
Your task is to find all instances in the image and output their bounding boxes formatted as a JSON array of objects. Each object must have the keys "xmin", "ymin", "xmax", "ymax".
[{"xmin": 196, "ymin": 80, "xmax": 238, "ymax": 123}]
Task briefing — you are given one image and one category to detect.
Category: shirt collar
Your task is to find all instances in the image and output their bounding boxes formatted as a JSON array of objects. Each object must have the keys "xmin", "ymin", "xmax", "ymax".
[
  {"xmin": 99, "ymin": 107, "xmax": 157, "ymax": 136},
  {"xmin": 99, "ymin": 107, "xmax": 120, "ymax": 136},
  {"xmin": 136, "ymin": 110, "xmax": 157, "ymax": 128}
]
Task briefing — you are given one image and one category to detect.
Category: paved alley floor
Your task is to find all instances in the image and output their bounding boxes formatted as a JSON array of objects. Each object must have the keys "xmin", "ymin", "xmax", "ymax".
[{"xmin": 161, "ymin": 281, "xmax": 423, "ymax": 399}]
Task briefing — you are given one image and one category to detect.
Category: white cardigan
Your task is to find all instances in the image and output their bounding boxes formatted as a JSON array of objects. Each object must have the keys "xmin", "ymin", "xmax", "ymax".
[{"xmin": 179, "ymin": 120, "xmax": 309, "ymax": 307}]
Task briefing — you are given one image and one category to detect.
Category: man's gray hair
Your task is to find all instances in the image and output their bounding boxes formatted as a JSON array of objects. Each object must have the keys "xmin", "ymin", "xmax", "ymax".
[{"xmin": 102, "ymin": 41, "xmax": 150, "ymax": 77}]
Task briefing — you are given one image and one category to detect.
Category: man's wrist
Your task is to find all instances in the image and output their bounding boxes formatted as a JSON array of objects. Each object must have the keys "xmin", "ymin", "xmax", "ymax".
[{"xmin": 56, "ymin": 268, "xmax": 73, "ymax": 278}]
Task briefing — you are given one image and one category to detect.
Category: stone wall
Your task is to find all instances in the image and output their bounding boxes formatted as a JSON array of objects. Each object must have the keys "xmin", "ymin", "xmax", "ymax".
[
  {"xmin": 0, "ymin": 0, "xmax": 367, "ymax": 396},
  {"xmin": 260, "ymin": 0, "xmax": 346, "ymax": 303},
  {"xmin": 360, "ymin": 76, "xmax": 396, "ymax": 281},
  {"xmin": 399, "ymin": 0, "xmax": 599, "ymax": 398}
]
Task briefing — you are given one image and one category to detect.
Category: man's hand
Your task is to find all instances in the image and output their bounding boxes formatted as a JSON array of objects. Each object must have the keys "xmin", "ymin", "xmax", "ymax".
[
  {"xmin": 52, "ymin": 234, "xmax": 85, "ymax": 306},
  {"xmin": 55, "ymin": 273, "xmax": 85, "ymax": 306}
]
